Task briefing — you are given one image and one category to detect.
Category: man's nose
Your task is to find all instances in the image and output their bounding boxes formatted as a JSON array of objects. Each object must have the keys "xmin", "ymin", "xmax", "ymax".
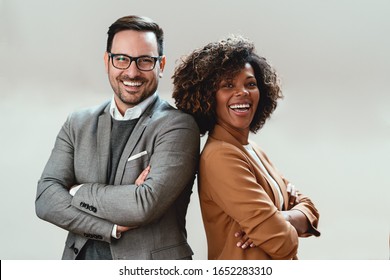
[{"xmin": 124, "ymin": 60, "xmax": 141, "ymax": 77}]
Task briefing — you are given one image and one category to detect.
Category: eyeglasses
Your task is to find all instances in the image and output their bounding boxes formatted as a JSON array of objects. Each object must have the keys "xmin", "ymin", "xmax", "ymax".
[{"xmin": 108, "ymin": 53, "xmax": 161, "ymax": 71}]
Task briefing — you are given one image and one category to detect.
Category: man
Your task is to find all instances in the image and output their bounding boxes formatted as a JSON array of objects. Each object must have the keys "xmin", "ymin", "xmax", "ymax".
[{"xmin": 35, "ymin": 15, "xmax": 199, "ymax": 260}]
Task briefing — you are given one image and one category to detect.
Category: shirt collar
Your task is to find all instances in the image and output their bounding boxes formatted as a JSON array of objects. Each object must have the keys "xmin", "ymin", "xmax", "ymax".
[{"xmin": 110, "ymin": 92, "xmax": 157, "ymax": 121}]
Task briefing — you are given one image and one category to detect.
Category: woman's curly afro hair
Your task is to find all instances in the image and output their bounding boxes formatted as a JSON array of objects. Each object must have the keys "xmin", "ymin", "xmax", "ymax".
[{"xmin": 172, "ymin": 35, "xmax": 283, "ymax": 136}]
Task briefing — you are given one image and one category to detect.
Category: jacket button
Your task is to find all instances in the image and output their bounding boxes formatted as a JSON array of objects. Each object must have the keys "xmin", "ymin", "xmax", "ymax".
[{"xmin": 74, "ymin": 248, "xmax": 79, "ymax": 254}]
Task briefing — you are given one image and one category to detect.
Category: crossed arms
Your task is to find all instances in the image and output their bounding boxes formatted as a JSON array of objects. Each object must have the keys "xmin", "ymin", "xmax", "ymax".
[{"xmin": 35, "ymin": 108, "xmax": 200, "ymax": 242}]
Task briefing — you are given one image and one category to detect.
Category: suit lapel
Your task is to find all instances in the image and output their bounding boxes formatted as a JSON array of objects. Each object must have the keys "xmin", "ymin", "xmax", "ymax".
[
  {"xmin": 97, "ymin": 106, "xmax": 112, "ymax": 184},
  {"xmin": 113, "ymin": 97, "xmax": 160, "ymax": 185}
]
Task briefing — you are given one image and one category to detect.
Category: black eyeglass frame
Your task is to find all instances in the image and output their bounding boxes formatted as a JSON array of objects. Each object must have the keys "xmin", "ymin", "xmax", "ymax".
[{"xmin": 108, "ymin": 53, "xmax": 162, "ymax": 71}]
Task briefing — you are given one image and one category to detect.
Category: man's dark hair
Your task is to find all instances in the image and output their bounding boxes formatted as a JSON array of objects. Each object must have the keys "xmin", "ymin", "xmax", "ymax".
[{"xmin": 106, "ymin": 15, "xmax": 164, "ymax": 55}]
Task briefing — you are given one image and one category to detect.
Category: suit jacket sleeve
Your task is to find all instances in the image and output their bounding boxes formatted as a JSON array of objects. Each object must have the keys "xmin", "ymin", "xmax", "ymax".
[
  {"xmin": 200, "ymin": 144, "xmax": 298, "ymax": 259},
  {"xmin": 70, "ymin": 112, "xmax": 200, "ymax": 226},
  {"xmin": 35, "ymin": 114, "xmax": 114, "ymax": 242}
]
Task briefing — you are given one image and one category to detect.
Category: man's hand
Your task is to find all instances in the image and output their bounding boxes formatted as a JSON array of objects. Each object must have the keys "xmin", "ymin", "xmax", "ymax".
[
  {"xmin": 235, "ymin": 230, "xmax": 256, "ymax": 249},
  {"xmin": 117, "ymin": 225, "xmax": 135, "ymax": 234},
  {"xmin": 113, "ymin": 166, "xmax": 151, "ymax": 238},
  {"xmin": 115, "ymin": 225, "xmax": 138, "ymax": 238},
  {"xmin": 135, "ymin": 165, "xmax": 151, "ymax": 186}
]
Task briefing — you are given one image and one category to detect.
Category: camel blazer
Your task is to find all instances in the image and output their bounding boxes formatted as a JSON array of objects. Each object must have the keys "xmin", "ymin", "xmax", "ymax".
[
  {"xmin": 36, "ymin": 96, "xmax": 200, "ymax": 259},
  {"xmin": 198, "ymin": 124, "xmax": 320, "ymax": 260}
]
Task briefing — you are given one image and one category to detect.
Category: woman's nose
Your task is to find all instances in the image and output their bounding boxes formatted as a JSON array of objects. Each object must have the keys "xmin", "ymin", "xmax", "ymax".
[{"xmin": 235, "ymin": 88, "xmax": 249, "ymax": 96}]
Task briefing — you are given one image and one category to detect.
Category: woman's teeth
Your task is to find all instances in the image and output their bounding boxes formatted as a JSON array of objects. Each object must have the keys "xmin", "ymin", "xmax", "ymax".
[{"xmin": 229, "ymin": 104, "xmax": 250, "ymax": 111}]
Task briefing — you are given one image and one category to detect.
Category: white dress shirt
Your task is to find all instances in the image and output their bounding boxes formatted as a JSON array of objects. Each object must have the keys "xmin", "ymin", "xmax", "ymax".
[{"xmin": 109, "ymin": 92, "xmax": 157, "ymax": 121}]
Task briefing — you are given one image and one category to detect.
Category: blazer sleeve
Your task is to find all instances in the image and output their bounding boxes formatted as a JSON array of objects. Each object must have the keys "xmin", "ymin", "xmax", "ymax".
[
  {"xmin": 70, "ymin": 112, "xmax": 200, "ymax": 226},
  {"xmin": 200, "ymin": 144, "xmax": 298, "ymax": 260},
  {"xmin": 258, "ymin": 149, "xmax": 321, "ymax": 237},
  {"xmin": 35, "ymin": 114, "xmax": 114, "ymax": 242}
]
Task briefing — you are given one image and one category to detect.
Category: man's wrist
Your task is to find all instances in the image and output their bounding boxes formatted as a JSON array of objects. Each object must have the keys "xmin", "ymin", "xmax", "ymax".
[
  {"xmin": 112, "ymin": 224, "xmax": 121, "ymax": 239},
  {"xmin": 69, "ymin": 184, "xmax": 83, "ymax": 196}
]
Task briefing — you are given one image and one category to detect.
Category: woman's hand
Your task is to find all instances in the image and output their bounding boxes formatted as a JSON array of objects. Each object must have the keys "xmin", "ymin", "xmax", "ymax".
[
  {"xmin": 234, "ymin": 230, "xmax": 256, "ymax": 249},
  {"xmin": 284, "ymin": 183, "xmax": 310, "ymax": 234},
  {"xmin": 286, "ymin": 183, "xmax": 299, "ymax": 209},
  {"xmin": 282, "ymin": 210, "xmax": 309, "ymax": 234}
]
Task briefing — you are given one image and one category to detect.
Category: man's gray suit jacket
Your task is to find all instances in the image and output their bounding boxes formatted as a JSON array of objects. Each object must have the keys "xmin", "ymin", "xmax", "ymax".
[{"xmin": 36, "ymin": 96, "xmax": 200, "ymax": 259}]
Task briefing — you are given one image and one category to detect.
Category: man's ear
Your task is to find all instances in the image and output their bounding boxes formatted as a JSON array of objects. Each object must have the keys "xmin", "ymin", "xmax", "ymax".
[
  {"xmin": 158, "ymin": 55, "xmax": 166, "ymax": 78},
  {"xmin": 104, "ymin": 52, "xmax": 109, "ymax": 73}
]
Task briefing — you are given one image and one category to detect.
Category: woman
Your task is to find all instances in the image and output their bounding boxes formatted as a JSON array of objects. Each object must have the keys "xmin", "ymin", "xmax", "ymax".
[{"xmin": 172, "ymin": 35, "xmax": 320, "ymax": 260}]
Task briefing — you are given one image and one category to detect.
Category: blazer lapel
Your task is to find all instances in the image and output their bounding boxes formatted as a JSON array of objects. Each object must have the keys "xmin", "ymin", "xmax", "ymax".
[
  {"xmin": 97, "ymin": 106, "xmax": 112, "ymax": 184},
  {"xmin": 211, "ymin": 125, "xmax": 282, "ymax": 209},
  {"xmin": 246, "ymin": 151, "xmax": 281, "ymax": 209},
  {"xmin": 252, "ymin": 146, "xmax": 288, "ymax": 210}
]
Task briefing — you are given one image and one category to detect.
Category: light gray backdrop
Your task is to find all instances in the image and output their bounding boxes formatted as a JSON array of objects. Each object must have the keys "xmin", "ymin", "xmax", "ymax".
[{"xmin": 0, "ymin": 0, "xmax": 389, "ymax": 259}]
